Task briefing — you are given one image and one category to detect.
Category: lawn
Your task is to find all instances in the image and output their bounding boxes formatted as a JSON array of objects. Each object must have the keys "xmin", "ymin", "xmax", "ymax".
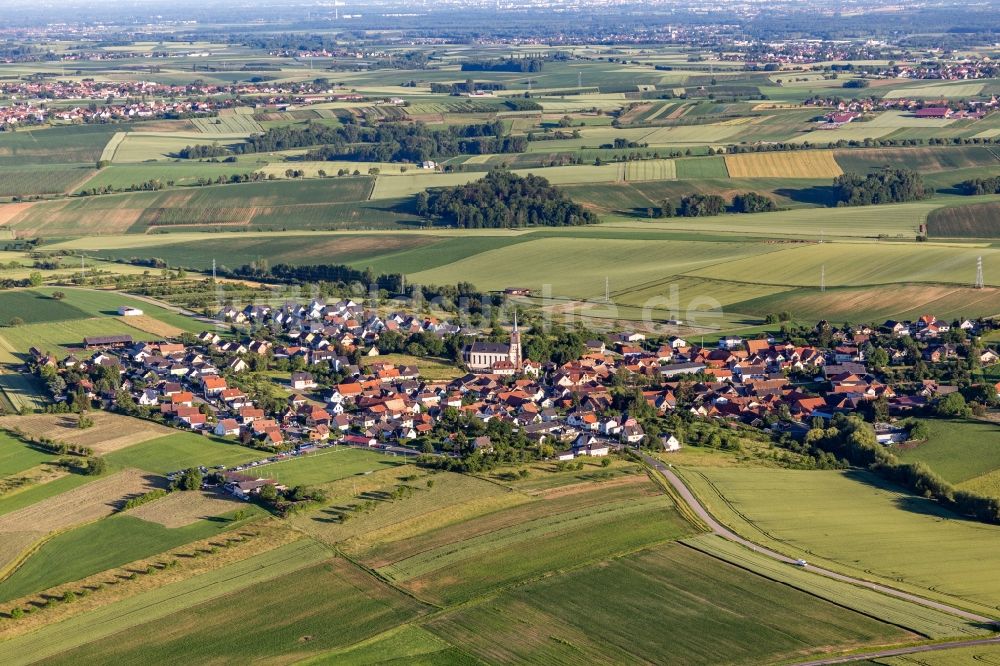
[
  {"xmin": 362, "ymin": 353, "xmax": 462, "ymax": 381},
  {"xmin": 897, "ymin": 418, "xmax": 1000, "ymax": 486},
  {"xmin": 104, "ymin": 432, "xmax": 262, "ymax": 476},
  {"xmin": 426, "ymin": 541, "xmax": 908, "ymax": 665},
  {"xmin": 0, "ymin": 512, "xmax": 248, "ymax": 603},
  {"xmin": 39, "ymin": 557, "xmax": 426, "ymax": 665},
  {"xmin": 683, "ymin": 467, "xmax": 1000, "ymax": 613},
  {"xmin": 256, "ymin": 447, "xmax": 406, "ymax": 487},
  {"xmin": 0, "ymin": 539, "xmax": 332, "ymax": 666}
]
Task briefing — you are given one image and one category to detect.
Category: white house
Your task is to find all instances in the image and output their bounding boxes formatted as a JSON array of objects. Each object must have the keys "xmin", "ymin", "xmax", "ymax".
[{"xmin": 661, "ymin": 433, "xmax": 681, "ymax": 452}]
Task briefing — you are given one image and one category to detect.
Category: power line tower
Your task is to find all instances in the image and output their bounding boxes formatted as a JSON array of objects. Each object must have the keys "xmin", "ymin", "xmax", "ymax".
[
  {"xmin": 578, "ymin": 71, "xmax": 582, "ymax": 89},
  {"xmin": 975, "ymin": 256, "xmax": 984, "ymax": 289},
  {"xmin": 605, "ymin": 276, "xmax": 610, "ymax": 303},
  {"xmin": 820, "ymin": 264, "xmax": 825, "ymax": 292},
  {"xmin": 212, "ymin": 258, "xmax": 217, "ymax": 282}
]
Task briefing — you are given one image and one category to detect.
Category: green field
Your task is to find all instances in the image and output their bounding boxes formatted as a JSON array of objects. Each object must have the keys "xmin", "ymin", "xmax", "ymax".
[
  {"xmin": 8, "ymin": 178, "xmax": 378, "ymax": 236},
  {"xmin": 426, "ymin": 541, "xmax": 908, "ymax": 664},
  {"xmin": 0, "ymin": 432, "xmax": 55, "ymax": 478},
  {"xmin": 0, "ymin": 513, "xmax": 246, "ymax": 603},
  {"xmin": 0, "ymin": 318, "xmax": 155, "ymax": 359},
  {"xmin": 40, "ymin": 557, "xmax": 426, "ymax": 665},
  {"xmin": 683, "ymin": 534, "xmax": 988, "ymax": 639},
  {"xmin": 301, "ymin": 625, "xmax": 475, "ymax": 666},
  {"xmin": 104, "ymin": 433, "xmax": 262, "ymax": 475},
  {"xmin": 897, "ymin": 419, "xmax": 1000, "ymax": 487},
  {"xmin": 927, "ymin": 200, "xmax": 1000, "ymax": 238},
  {"xmin": 259, "ymin": 448, "xmax": 406, "ymax": 487},
  {"xmin": 0, "ymin": 539, "xmax": 333, "ymax": 666},
  {"xmin": 0, "ymin": 165, "xmax": 94, "ymax": 197},
  {"xmin": 96, "ymin": 233, "xmax": 439, "ymax": 271},
  {"xmin": 0, "ymin": 125, "xmax": 124, "ymax": 166},
  {"xmin": 673, "ymin": 155, "xmax": 731, "ymax": 179},
  {"xmin": 0, "ymin": 291, "xmax": 90, "ymax": 325},
  {"xmin": 683, "ymin": 467, "xmax": 1000, "ymax": 612}
]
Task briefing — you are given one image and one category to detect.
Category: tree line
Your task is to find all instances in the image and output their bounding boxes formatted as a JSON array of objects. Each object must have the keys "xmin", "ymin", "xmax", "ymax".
[
  {"xmin": 833, "ymin": 168, "xmax": 931, "ymax": 206},
  {"xmin": 175, "ymin": 120, "xmax": 527, "ymax": 164}
]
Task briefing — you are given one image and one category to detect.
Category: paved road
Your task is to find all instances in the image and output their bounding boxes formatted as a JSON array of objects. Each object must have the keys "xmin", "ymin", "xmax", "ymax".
[
  {"xmin": 791, "ymin": 635, "xmax": 1000, "ymax": 665},
  {"xmin": 641, "ymin": 453, "xmax": 997, "ymax": 627}
]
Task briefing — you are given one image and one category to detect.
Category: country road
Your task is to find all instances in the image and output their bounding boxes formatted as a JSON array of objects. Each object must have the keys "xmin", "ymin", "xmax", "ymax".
[
  {"xmin": 641, "ymin": 454, "xmax": 998, "ymax": 629},
  {"xmin": 791, "ymin": 635, "xmax": 1000, "ymax": 665}
]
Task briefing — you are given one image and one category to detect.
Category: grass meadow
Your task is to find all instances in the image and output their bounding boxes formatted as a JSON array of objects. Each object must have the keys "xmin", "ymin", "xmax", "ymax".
[
  {"xmin": 104, "ymin": 432, "xmax": 262, "ymax": 475},
  {"xmin": 683, "ymin": 467, "xmax": 1000, "ymax": 613},
  {"xmin": 897, "ymin": 419, "xmax": 1000, "ymax": 486}
]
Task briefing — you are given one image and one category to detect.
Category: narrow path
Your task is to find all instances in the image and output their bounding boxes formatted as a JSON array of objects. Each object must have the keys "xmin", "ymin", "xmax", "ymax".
[
  {"xmin": 791, "ymin": 635, "xmax": 1000, "ymax": 665},
  {"xmin": 640, "ymin": 453, "xmax": 997, "ymax": 626}
]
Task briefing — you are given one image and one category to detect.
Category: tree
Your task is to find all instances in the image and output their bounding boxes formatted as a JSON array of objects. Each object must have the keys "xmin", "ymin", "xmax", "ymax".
[
  {"xmin": 732, "ymin": 192, "xmax": 777, "ymax": 213},
  {"xmin": 28, "ymin": 272, "xmax": 43, "ymax": 287},
  {"xmin": 84, "ymin": 456, "xmax": 106, "ymax": 476},
  {"xmin": 934, "ymin": 392, "xmax": 969, "ymax": 418},
  {"xmin": 176, "ymin": 467, "xmax": 203, "ymax": 491},
  {"xmin": 677, "ymin": 194, "xmax": 726, "ymax": 217},
  {"xmin": 51, "ymin": 291, "xmax": 66, "ymax": 300},
  {"xmin": 258, "ymin": 484, "xmax": 278, "ymax": 502}
]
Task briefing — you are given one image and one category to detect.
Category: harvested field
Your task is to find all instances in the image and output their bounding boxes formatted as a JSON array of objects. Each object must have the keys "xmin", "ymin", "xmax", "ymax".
[
  {"xmin": 0, "ymin": 463, "xmax": 68, "ymax": 499},
  {"xmin": 128, "ymin": 489, "xmax": 246, "ymax": 528},
  {"xmin": 0, "ymin": 412, "xmax": 174, "ymax": 455},
  {"xmin": 0, "ymin": 468, "xmax": 160, "ymax": 534},
  {"xmin": 0, "ymin": 531, "xmax": 44, "ymax": 576},
  {"xmin": 0, "ymin": 203, "xmax": 36, "ymax": 227},
  {"xmin": 118, "ymin": 315, "xmax": 185, "ymax": 338},
  {"xmin": 724, "ymin": 151, "xmax": 843, "ymax": 178},
  {"xmin": 624, "ymin": 159, "xmax": 677, "ymax": 181}
]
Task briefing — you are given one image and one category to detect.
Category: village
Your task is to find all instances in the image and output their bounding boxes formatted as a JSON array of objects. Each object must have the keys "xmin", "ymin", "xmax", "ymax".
[{"xmin": 23, "ymin": 296, "xmax": 1000, "ymax": 501}]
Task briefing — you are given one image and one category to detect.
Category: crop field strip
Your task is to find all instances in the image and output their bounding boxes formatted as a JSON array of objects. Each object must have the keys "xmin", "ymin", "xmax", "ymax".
[
  {"xmin": 35, "ymin": 555, "xmax": 428, "ymax": 665},
  {"xmin": 682, "ymin": 534, "xmax": 988, "ymax": 639},
  {"xmin": 425, "ymin": 541, "xmax": 910, "ymax": 665},
  {"xmin": 0, "ymin": 539, "xmax": 333, "ymax": 666},
  {"xmin": 724, "ymin": 151, "xmax": 843, "ymax": 178}
]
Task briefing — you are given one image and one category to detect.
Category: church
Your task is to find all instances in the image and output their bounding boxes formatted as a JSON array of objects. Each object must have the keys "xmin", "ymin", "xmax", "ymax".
[{"xmin": 461, "ymin": 315, "xmax": 522, "ymax": 374}]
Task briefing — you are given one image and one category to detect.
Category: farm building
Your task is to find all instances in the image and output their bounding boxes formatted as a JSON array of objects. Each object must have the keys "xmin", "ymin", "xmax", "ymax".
[
  {"xmin": 118, "ymin": 306, "xmax": 144, "ymax": 316},
  {"xmin": 914, "ymin": 107, "xmax": 952, "ymax": 119},
  {"xmin": 83, "ymin": 334, "xmax": 134, "ymax": 349}
]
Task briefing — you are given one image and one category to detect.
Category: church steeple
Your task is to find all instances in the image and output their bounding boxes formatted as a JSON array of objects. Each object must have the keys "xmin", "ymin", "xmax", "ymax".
[{"xmin": 510, "ymin": 311, "xmax": 522, "ymax": 370}]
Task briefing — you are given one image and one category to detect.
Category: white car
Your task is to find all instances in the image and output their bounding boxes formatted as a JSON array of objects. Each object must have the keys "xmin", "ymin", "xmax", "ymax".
[{"xmin": 794, "ymin": 559, "xmax": 808, "ymax": 567}]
